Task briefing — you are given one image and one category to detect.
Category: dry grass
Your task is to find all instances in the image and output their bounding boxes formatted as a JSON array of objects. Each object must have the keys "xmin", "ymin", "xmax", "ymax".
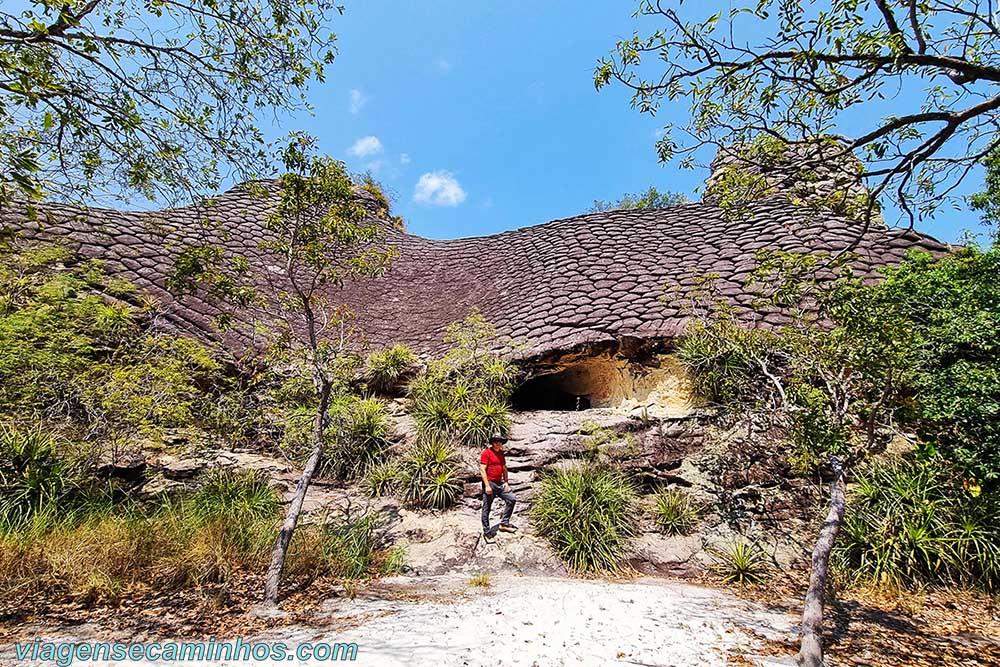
[{"xmin": 468, "ymin": 573, "xmax": 491, "ymax": 588}]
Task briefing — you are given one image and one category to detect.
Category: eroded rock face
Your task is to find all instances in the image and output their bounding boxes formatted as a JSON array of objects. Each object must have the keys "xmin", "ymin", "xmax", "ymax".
[{"xmin": 0, "ymin": 184, "xmax": 947, "ymax": 361}]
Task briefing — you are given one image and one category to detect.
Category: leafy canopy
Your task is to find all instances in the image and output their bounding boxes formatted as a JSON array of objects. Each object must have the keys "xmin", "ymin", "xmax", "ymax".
[
  {"xmin": 597, "ymin": 1, "xmax": 1000, "ymax": 231},
  {"xmin": 588, "ymin": 186, "xmax": 688, "ymax": 213},
  {"xmin": 0, "ymin": 0, "xmax": 343, "ymax": 205},
  {"xmin": 678, "ymin": 244, "xmax": 1000, "ymax": 485}
]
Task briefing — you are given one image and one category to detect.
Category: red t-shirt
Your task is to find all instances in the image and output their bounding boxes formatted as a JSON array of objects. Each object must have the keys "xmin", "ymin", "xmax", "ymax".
[{"xmin": 480, "ymin": 447, "xmax": 506, "ymax": 482}]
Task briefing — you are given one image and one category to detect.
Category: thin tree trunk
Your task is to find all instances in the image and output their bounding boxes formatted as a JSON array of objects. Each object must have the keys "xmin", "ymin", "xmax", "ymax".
[
  {"xmin": 797, "ymin": 456, "xmax": 846, "ymax": 667},
  {"xmin": 263, "ymin": 378, "xmax": 331, "ymax": 605}
]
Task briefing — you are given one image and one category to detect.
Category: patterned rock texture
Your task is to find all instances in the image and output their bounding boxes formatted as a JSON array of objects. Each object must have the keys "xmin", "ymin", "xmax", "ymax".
[{"xmin": 0, "ymin": 183, "xmax": 948, "ymax": 360}]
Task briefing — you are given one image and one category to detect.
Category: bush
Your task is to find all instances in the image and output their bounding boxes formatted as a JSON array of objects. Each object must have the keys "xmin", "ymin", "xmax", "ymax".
[
  {"xmin": 0, "ymin": 425, "xmax": 81, "ymax": 528},
  {"xmin": 365, "ymin": 344, "xmax": 417, "ymax": 393},
  {"xmin": 320, "ymin": 398, "xmax": 392, "ymax": 479},
  {"xmin": 364, "ymin": 460, "xmax": 400, "ymax": 498},
  {"xmin": 406, "ymin": 313, "xmax": 515, "ymax": 446},
  {"xmin": 653, "ymin": 488, "xmax": 701, "ymax": 536},
  {"xmin": 710, "ymin": 540, "xmax": 769, "ymax": 588},
  {"xmin": 836, "ymin": 456, "xmax": 1000, "ymax": 591},
  {"xmin": 319, "ymin": 515, "xmax": 405, "ymax": 580},
  {"xmin": 399, "ymin": 437, "xmax": 463, "ymax": 509},
  {"xmin": 411, "ymin": 395, "xmax": 462, "ymax": 441},
  {"xmin": 0, "ymin": 240, "xmax": 259, "ymax": 446},
  {"xmin": 460, "ymin": 398, "xmax": 512, "ymax": 449},
  {"xmin": 531, "ymin": 464, "xmax": 638, "ymax": 572}
]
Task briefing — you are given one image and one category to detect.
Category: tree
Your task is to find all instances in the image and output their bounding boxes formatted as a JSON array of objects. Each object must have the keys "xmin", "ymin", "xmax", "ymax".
[
  {"xmin": 169, "ymin": 134, "xmax": 396, "ymax": 604},
  {"xmin": 677, "ymin": 243, "xmax": 1000, "ymax": 664},
  {"xmin": 588, "ymin": 185, "xmax": 688, "ymax": 212},
  {"xmin": 1, "ymin": 0, "xmax": 343, "ymax": 206},
  {"xmin": 596, "ymin": 1, "xmax": 1000, "ymax": 235}
]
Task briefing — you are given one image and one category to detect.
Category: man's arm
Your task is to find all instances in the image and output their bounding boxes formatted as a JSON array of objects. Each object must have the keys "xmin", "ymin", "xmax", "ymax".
[{"xmin": 480, "ymin": 463, "xmax": 492, "ymax": 494}]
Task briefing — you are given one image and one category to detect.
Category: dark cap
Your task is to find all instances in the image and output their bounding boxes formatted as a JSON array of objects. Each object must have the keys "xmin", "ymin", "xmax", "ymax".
[{"xmin": 489, "ymin": 432, "xmax": 508, "ymax": 443}]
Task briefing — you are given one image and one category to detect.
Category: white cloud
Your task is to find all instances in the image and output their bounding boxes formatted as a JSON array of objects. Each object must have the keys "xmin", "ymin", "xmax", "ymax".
[
  {"xmin": 365, "ymin": 159, "xmax": 384, "ymax": 173},
  {"xmin": 435, "ymin": 58, "xmax": 452, "ymax": 72},
  {"xmin": 348, "ymin": 136, "xmax": 383, "ymax": 158},
  {"xmin": 349, "ymin": 89, "xmax": 367, "ymax": 114},
  {"xmin": 399, "ymin": 153, "xmax": 410, "ymax": 165},
  {"xmin": 414, "ymin": 171, "xmax": 467, "ymax": 207}
]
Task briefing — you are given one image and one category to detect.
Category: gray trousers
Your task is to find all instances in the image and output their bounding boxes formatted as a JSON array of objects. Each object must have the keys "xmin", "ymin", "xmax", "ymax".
[{"xmin": 481, "ymin": 481, "xmax": 516, "ymax": 532}]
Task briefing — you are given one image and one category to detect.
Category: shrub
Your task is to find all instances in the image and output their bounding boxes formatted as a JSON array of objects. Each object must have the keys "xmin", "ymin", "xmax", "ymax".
[
  {"xmin": 320, "ymin": 398, "xmax": 392, "ymax": 479},
  {"xmin": 365, "ymin": 344, "xmax": 417, "ymax": 393},
  {"xmin": 461, "ymin": 398, "xmax": 512, "ymax": 449},
  {"xmin": 399, "ymin": 437, "xmax": 463, "ymax": 509},
  {"xmin": 710, "ymin": 540, "xmax": 769, "ymax": 588},
  {"xmin": 406, "ymin": 311, "xmax": 515, "ymax": 446},
  {"xmin": 411, "ymin": 395, "xmax": 462, "ymax": 441},
  {"xmin": 0, "ymin": 240, "xmax": 258, "ymax": 446},
  {"xmin": 531, "ymin": 464, "xmax": 638, "ymax": 572},
  {"xmin": 836, "ymin": 456, "xmax": 1000, "ymax": 591},
  {"xmin": 319, "ymin": 515, "xmax": 405, "ymax": 580},
  {"xmin": 468, "ymin": 573, "xmax": 491, "ymax": 588},
  {"xmin": 653, "ymin": 488, "xmax": 701, "ymax": 536},
  {"xmin": 364, "ymin": 460, "xmax": 400, "ymax": 498},
  {"xmin": 0, "ymin": 425, "xmax": 85, "ymax": 530}
]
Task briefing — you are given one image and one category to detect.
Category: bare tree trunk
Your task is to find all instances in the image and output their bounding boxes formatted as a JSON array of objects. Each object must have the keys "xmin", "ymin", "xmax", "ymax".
[
  {"xmin": 263, "ymin": 379, "xmax": 331, "ymax": 605},
  {"xmin": 797, "ymin": 457, "xmax": 846, "ymax": 667}
]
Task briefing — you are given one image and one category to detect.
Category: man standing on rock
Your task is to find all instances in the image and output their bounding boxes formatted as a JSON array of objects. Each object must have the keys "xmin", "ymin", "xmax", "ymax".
[{"xmin": 480, "ymin": 433, "xmax": 517, "ymax": 538}]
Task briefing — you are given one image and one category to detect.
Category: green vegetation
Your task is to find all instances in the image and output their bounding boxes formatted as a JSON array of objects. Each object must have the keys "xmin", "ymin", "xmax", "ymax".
[
  {"xmin": 710, "ymin": 540, "xmax": 769, "ymax": 588},
  {"xmin": 317, "ymin": 515, "xmax": 406, "ymax": 580},
  {"xmin": 320, "ymin": 398, "xmax": 393, "ymax": 480},
  {"xmin": 0, "ymin": 461, "xmax": 402, "ymax": 604},
  {"xmin": 678, "ymin": 245, "xmax": 1000, "ymax": 486},
  {"xmin": 598, "ymin": 2, "xmax": 1000, "ymax": 231},
  {"xmin": 531, "ymin": 465, "xmax": 638, "ymax": 572},
  {"xmin": 365, "ymin": 344, "xmax": 418, "ymax": 393},
  {"xmin": 1, "ymin": 1, "xmax": 340, "ymax": 205},
  {"xmin": 589, "ymin": 186, "xmax": 688, "ymax": 213},
  {"xmin": 364, "ymin": 460, "xmax": 401, "ymax": 498},
  {"xmin": 0, "ymin": 238, "xmax": 258, "ymax": 451},
  {"xmin": 678, "ymin": 243, "xmax": 1000, "ymax": 594},
  {"xmin": 653, "ymin": 488, "xmax": 701, "ymax": 536},
  {"xmin": 837, "ymin": 456, "xmax": 1000, "ymax": 592},
  {"xmin": 407, "ymin": 311, "xmax": 515, "ymax": 447},
  {"xmin": 399, "ymin": 437, "xmax": 463, "ymax": 510}
]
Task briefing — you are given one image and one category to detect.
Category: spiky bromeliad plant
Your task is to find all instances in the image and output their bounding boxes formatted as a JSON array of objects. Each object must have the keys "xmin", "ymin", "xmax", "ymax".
[
  {"xmin": 836, "ymin": 456, "xmax": 1000, "ymax": 592},
  {"xmin": 399, "ymin": 437, "xmax": 463, "ymax": 510},
  {"xmin": 364, "ymin": 344, "xmax": 418, "ymax": 393},
  {"xmin": 406, "ymin": 311, "xmax": 516, "ymax": 446},
  {"xmin": 531, "ymin": 464, "xmax": 638, "ymax": 572},
  {"xmin": 653, "ymin": 487, "xmax": 702, "ymax": 536},
  {"xmin": 710, "ymin": 540, "xmax": 769, "ymax": 588}
]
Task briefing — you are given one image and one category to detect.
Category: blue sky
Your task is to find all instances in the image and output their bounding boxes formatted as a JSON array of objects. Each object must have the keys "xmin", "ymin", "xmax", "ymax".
[{"xmin": 271, "ymin": 1, "xmax": 981, "ymax": 244}]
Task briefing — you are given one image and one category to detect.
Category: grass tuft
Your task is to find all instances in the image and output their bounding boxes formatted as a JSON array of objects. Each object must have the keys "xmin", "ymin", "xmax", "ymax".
[
  {"xmin": 530, "ymin": 464, "xmax": 638, "ymax": 572},
  {"xmin": 710, "ymin": 540, "xmax": 769, "ymax": 588},
  {"xmin": 653, "ymin": 488, "xmax": 702, "ymax": 536}
]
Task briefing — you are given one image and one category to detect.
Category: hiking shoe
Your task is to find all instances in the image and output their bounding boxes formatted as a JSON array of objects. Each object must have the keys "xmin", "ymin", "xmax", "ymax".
[
  {"xmin": 484, "ymin": 529, "xmax": 497, "ymax": 538},
  {"xmin": 498, "ymin": 524, "xmax": 517, "ymax": 533}
]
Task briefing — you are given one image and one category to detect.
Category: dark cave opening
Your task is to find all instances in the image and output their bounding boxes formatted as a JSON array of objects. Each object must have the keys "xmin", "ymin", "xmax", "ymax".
[{"xmin": 511, "ymin": 373, "xmax": 593, "ymax": 411}]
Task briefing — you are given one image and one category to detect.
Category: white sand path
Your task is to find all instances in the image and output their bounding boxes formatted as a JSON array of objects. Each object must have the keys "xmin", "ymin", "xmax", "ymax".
[{"xmin": 5, "ymin": 576, "xmax": 799, "ymax": 667}]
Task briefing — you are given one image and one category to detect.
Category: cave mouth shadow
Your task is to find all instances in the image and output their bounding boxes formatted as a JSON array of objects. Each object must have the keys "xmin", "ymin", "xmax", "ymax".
[{"xmin": 511, "ymin": 373, "xmax": 592, "ymax": 411}]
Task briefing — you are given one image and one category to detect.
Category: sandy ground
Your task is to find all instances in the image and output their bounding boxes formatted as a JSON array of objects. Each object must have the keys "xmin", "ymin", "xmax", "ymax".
[{"xmin": 6, "ymin": 576, "xmax": 799, "ymax": 667}]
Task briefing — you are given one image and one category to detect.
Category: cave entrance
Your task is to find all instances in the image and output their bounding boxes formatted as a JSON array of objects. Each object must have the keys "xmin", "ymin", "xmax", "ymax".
[
  {"xmin": 513, "ymin": 353, "xmax": 699, "ymax": 416},
  {"xmin": 511, "ymin": 373, "xmax": 593, "ymax": 411}
]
